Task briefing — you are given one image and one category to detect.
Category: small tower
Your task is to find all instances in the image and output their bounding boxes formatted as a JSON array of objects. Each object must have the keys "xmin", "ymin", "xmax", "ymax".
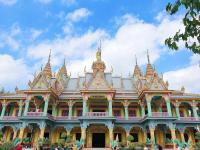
[
  {"xmin": 133, "ymin": 55, "xmax": 142, "ymax": 79},
  {"xmin": 92, "ymin": 46, "xmax": 106, "ymax": 75},
  {"xmin": 58, "ymin": 58, "xmax": 68, "ymax": 77},
  {"xmin": 145, "ymin": 50, "xmax": 154, "ymax": 79},
  {"xmin": 43, "ymin": 50, "xmax": 52, "ymax": 80}
]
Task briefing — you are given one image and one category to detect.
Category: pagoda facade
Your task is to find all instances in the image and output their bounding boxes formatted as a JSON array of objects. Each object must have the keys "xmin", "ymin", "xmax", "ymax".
[{"xmin": 0, "ymin": 48, "xmax": 200, "ymax": 149}]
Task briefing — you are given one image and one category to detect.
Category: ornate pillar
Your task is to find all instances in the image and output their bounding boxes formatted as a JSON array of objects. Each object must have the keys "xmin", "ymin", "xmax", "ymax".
[
  {"xmin": 180, "ymin": 129, "xmax": 185, "ymax": 143},
  {"xmin": 68, "ymin": 100, "xmax": 74, "ymax": 119},
  {"xmin": 0, "ymin": 101, "xmax": 7, "ymax": 118},
  {"xmin": 81, "ymin": 123, "xmax": 87, "ymax": 147},
  {"xmin": 17, "ymin": 100, "xmax": 24, "ymax": 117},
  {"xmin": 64, "ymin": 125, "xmax": 72, "ymax": 137},
  {"xmin": 82, "ymin": 94, "xmax": 88, "ymax": 116},
  {"xmin": 43, "ymin": 95, "xmax": 49, "ymax": 116},
  {"xmin": 24, "ymin": 95, "xmax": 31, "ymax": 116},
  {"xmin": 122, "ymin": 100, "xmax": 130, "ymax": 120},
  {"xmin": 164, "ymin": 95, "xmax": 172, "ymax": 117},
  {"xmin": 107, "ymin": 123, "xmax": 114, "ymax": 147},
  {"xmin": 13, "ymin": 129, "xmax": 18, "ymax": 140},
  {"xmin": 107, "ymin": 94, "xmax": 113, "ymax": 117},
  {"xmin": 52, "ymin": 103, "xmax": 57, "ymax": 116},
  {"xmin": 146, "ymin": 94, "xmax": 152, "ymax": 117},
  {"xmin": 149, "ymin": 124, "xmax": 155, "ymax": 150},
  {"xmin": 175, "ymin": 101, "xmax": 180, "ymax": 119},
  {"xmin": 143, "ymin": 129, "xmax": 147, "ymax": 144},
  {"xmin": 192, "ymin": 100, "xmax": 198, "ymax": 120},
  {"xmin": 39, "ymin": 122, "xmax": 46, "ymax": 139},
  {"xmin": 125, "ymin": 126, "xmax": 131, "ymax": 146},
  {"xmin": 169, "ymin": 124, "xmax": 176, "ymax": 150},
  {"xmin": 19, "ymin": 128, "xmax": 25, "ymax": 139},
  {"xmin": 139, "ymin": 101, "xmax": 145, "ymax": 117}
]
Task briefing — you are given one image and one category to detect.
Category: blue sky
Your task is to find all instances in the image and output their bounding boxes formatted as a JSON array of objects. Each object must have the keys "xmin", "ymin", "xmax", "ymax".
[{"xmin": 0, "ymin": 0, "xmax": 199, "ymax": 93}]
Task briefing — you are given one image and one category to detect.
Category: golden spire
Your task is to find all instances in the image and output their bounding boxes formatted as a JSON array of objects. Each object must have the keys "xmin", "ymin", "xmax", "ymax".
[
  {"xmin": 59, "ymin": 58, "xmax": 68, "ymax": 77},
  {"xmin": 43, "ymin": 49, "xmax": 52, "ymax": 79},
  {"xmin": 133, "ymin": 55, "xmax": 142, "ymax": 78},
  {"xmin": 145, "ymin": 50, "xmax": 154, "ymax": 79},
  {"xmin": 147, "ymin": 49, "xmax": 150, "ymax": 64},
  {"xmin": 92, "ymin": 44, "xmax": 106, "ymax": 74}
]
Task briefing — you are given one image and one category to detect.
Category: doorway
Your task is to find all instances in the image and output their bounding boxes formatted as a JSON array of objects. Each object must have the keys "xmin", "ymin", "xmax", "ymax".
[{"xmin": 92, "ymin": 133, "xmax": 105, "ymax": 147}]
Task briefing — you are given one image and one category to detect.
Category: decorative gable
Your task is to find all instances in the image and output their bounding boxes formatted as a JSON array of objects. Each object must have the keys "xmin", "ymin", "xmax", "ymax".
[
  {"xmin": 86, "ymin": 71, "xmax": 111, "ymax": 90},
  {"xmin": 28, "ymin": 72, "xmax": 50, "ymax": 89},
  {"xmin": 147, "ymin": 73, "xmax": 167, "ymax": 90}
]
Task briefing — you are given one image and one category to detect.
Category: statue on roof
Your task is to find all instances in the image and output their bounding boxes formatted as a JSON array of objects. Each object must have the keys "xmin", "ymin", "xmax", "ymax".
[{"xmin": 96, "ymin": 48, "xmax": 101, "ymax": 61}]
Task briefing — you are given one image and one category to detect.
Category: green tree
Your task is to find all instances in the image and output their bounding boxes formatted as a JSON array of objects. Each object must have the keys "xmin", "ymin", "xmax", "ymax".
[
  {"xmin": 165, "ymin": 0, "xmax": 200, "ymax": 53},
  {"xmin": 195, "ymin": 132, "xmax": 200, "ymax": 148}
]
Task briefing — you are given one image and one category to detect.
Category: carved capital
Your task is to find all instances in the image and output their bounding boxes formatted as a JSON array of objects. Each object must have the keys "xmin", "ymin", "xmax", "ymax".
[
  {"xmin": 83, "ymin": 93, "xmax": 88, "ymax": 101},
  {"xmin": 107, "ymin": 94, "xmax": 113, "ymax": 100},
  {"xmin": 1, "ymin": 100, "xmax": 9, "ymax": 107},
  {"xmin": 43, "ymin": 94, "xmax": 50, "ymax": 101},
  {"xmin": 163, "ymin": 94, "xmax": 170, "ymax": 100},
  {"xmin": 67, "ymin": 100, "xmax": 75, "ymax": 107},
  {"xmin": 191, "ymin": 100, "xmax": 197, "ymax": 107},
  {"xmin": 17, "ymin": 100, "xmax": 24, "ymax": 107},
  {"xmin": 145, "ymin": 94, "xmax": 152, "ymax": 102},
  {"xmin": 122, "ymin": 100, "xmax": 130, "ymax": 107},
  {"xmin": 26, "ymin": 94, "xmax": 32, "ymax": 101}
]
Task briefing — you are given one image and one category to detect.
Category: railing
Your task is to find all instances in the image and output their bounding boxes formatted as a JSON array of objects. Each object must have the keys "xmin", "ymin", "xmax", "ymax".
[
  {"xmin": 180, "ymin": 117, "xmax": 197, "ymax": 121},
  {"xmin": 27, "ymin": 112, "xmax": 43, "ymax": 117},
  {"xmin": 54, "ymin": 116, "xmax": 78, "ymax": 120},
  {"xmin": 128, "ymin": 117, "xmax": 142, "ymax": 120},
  {"xmin": 2, "ymin": 116, "xmax": 18, "ymax": 120},
  {"xmin": 85, "ymin": 112, "xmax": 109, "ymax": 117},
  {"xmin": 152, "ymin": 112, "xmax": 169, "ymax": 117}
]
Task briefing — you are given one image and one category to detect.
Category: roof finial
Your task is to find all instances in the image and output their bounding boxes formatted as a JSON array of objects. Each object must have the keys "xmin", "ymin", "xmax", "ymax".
[
  {"xmin": 135, "ymin": 55, "xmax": 138, "ymax": 65},
  {"xmin": 48, "ymin": 49, "xmax": 51, "ymax": 63},
  {"xmin": 63, "ymin": 58, "xmax": 66, "ymax": 66},
  {"xmin": 96, "ymin": 42, "xmax": 101, "ymax": 61},
  {"xmin": 147, "ymin": 49, "xmax": 150, "ymax": 64}
]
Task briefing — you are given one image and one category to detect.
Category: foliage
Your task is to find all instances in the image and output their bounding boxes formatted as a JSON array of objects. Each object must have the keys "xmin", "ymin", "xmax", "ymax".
[
  {"xmin": 0, "ymin": 131, "xmax": 3, "ymax": 139},
  {"xmin": 165, "ymin": 0, "xmax": 200, "ymax": 53},
  {"xmin": 165, "ymin": 138, "xmax": 173, "ymax": 144},
  {"xmin": 127, "ymin": 135, "xmax": 134, "ymax": 142},
  {"xmin": 0, "ymin": 142, "xmax": 15, "ymax": 150},
  {"xmin": 128, "ymin": 143, "xmax": 135, "ymax": 150},
  {"xmin": 22, "ymin": 137, "xmax": 31, "ymax": 144},
  {"xmin": 119, "ymin": 141, "xmax": 126, "ymax": 147},
  {"xmin": 195, "ymin": 132, "xmax": 200, "ymax": 148},
  {"xmin": 146, "ymin": 138, "xmax": 151, "ymax": 144}
]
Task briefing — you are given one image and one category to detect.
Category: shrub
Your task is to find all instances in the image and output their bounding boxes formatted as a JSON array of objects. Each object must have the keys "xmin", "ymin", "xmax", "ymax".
[
  {"xmin": 127, "ymin": 135, "xmax": 134, "ymax": 142},
  {"xmin": 128, "ymin": 143, "xmax": 135, "ymax": 150},
  {"xmin": 0, "ymin": 142, "xmax": 15, "ymax": 150}
]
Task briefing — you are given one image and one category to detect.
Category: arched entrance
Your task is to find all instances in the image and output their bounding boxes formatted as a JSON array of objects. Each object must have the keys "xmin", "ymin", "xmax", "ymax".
[
  {"xmin": 130, "ymin": 126, "xmax": 144, "ymax": 143},
  {"xmin": 179, "ymin": 102, "xmax": 193, "ymax": 117},
  {"xmin": 113, "ymin": 126, "xmax": 126, "ymax": 143},
  {"xmin": 86, "ymin": 124, "xmax": 109, "ymax": 148},
  {"xmin": 2, "ymin": 126, "xmax": 15, "ymax": 142}
]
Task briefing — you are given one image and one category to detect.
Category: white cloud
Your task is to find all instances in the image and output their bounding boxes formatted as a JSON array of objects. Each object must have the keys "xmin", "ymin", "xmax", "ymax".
[
  {"xmin": 61, "ymin": 0, "xmax": 76, "ymax": 5},
  {"xmin": 0, "ymin": 55, "xmax": 30, "ymax": 90},
  {"xmin": 163, "ymin": 64, "xmax": 200, "ymax": 93},
  {"xmin": 30, "ymin": 29, "xmax": 43, "ymax": 40},
  {"xmin": 0, "ymin": 0, "xmax": 17, "ymax": 5},
  {"xmin": 27, "ymin": 12, "xmax": 183, "ymax": 78},
  {"xmin": 66, "ymin": 8, "xmax": 91, "ymax": 22},
  {"xmin": 0, "ymin": 24, "xmax": 21, "ymax": 50}
]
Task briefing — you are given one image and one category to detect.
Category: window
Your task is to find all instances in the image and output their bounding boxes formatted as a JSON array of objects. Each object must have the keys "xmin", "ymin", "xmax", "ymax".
[
  {"xmin": 62, "ymin": 110, "xmax": 68, "ymax": 116},
  {"xmin": 129, "ymin": 110, "xmax": 136, "ymax": 117},
  {"xmin": 114, "ymin": 133, "xmax": 122, "ymax": 142},
  {"xmin": 166, "ymin": 133, "xmax": 171, "ymax": 139},
  {"xmin": 130, "ymin": 133, "xmax": 138, "ymax": 142},
  {"xmin": 44, "ymin": 132, "xmax": 49, "ymax": 139},
  {"xmin": 76, "ymin": 133, "xmax": 81, "ymax": 141},
  {"xmin": 113, "ymin": 110, "xmax": 121, "ymax": 117}
]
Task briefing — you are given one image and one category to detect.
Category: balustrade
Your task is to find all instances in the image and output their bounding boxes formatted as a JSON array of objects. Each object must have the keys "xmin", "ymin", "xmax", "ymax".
[
  {"xmin": 85, "ymin": 112, "xmax": 108, "ymax": 117},
  {"xmin": 2, "ymin": 116, "xmax": 18, "ymax": 120},
  {"xmin": 151, "ymin": 112, "xmax": 169, "ymax": 117}
]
